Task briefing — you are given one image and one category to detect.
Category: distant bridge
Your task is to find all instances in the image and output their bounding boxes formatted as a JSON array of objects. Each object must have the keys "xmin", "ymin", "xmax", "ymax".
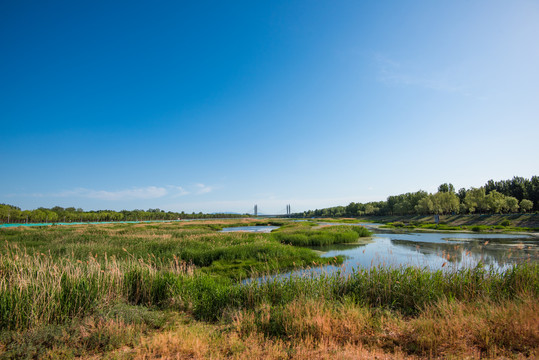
[{"xmin": 248, "ymin": 204, "xmax": 292, "ymax": 217}]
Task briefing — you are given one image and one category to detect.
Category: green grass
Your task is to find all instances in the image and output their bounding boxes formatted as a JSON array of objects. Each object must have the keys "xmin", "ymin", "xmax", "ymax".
[
  {"xmin": 271, "ymin": 224, "xmax": 371, "ymax": 246},
  {"xmin": 381, "ymin": 221, "xmax": 539, "ymax": 233},
  {"xmin": 0, "ymin": 220, "xmax": 537, "ymax": 358},
  {"xmin": 1, "ymin": 236, "xmax": 536, "ymax": 329},
  {"xmin": 0, "ymin": 220, "xmax": 360, "ymax": 329}
]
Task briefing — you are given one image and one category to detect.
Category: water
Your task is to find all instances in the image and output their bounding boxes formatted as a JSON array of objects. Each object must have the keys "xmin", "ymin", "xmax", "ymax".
[
  {"xmin": 259, "ymin": 230, "xmax": 538, "ymax": 282},
  {"xmin": 326, "ymin": 231, "xmax": 534, "ymax": 268},
  {"xmin": 220, "ymin": 226, "xmax": 280, "ymax": 233}
]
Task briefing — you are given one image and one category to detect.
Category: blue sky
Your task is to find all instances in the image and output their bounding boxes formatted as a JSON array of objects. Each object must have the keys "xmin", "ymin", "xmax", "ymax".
[{"xmin": 1, "ymin": 0, "xmax": 538, "ymax": 214}]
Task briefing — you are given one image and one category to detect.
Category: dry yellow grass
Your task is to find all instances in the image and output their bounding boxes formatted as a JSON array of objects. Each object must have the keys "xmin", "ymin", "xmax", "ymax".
[
  {"xmin": 404, "ymin": 295, "xmax": 539, "ymax": 358},
  {"xmin": 127, "ymin": 323, "xmax": 415, "ymax": 360},
  {"xmin": 120, "ymin": 296, "xmax": 538, "ymax": 360}
]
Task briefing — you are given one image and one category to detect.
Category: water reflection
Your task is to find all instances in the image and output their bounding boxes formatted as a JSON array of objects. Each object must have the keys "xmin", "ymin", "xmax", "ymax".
[
  {"xmin": 389, "ymin": 238, "xmax": 536, "ymax": 268},
  {"xmin": 321, "ymin": 231, "xmax": 537, "ymax": 271},
  {"xmin": 258, "ymin": 230, "xmax": 538, "ymax": 282}
]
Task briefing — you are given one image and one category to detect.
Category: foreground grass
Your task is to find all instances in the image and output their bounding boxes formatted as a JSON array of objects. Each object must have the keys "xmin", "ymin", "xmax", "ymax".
[
  {"xmin": 0, "ymin": 220, "xmax": 537, "ymax": 359},
  {"xmin": 3, "ymin": 296, "xmax": 537, "ymax": 359},
  {"xmin": 128, "ymin": 294, "xmax": 538, "ymax": 359}
]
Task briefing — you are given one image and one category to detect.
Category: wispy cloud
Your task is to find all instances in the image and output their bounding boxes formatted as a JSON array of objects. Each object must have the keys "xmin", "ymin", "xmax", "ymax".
[
  {"xmin": 167, "ymin": 185, "xmax": 190, "ymax": 198},
  {"xmin": 375, "ymin": 54, "xmax": 466, "ymax": 94},
  {"xmin": 20, "ymin": 185, "xmax": 191, "ymax": 201},
  {"xmin": 195, "ymin": 183, "xmax": 213, "ymax": 195},
  {"xmin": 14, "ymin": 183, "xmax": 216, "ymax": 201}
]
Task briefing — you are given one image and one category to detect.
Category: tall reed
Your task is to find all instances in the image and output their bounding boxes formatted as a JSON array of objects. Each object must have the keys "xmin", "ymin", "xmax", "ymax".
[{"xmin": 0, "ymin": 243, "xmax": 192, "ymax": 330}]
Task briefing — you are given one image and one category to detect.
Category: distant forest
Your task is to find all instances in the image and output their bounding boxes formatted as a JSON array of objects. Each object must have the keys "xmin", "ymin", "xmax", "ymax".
[
  {"xmin": 295, "ymin": 176, "xmax": 538, "ymax": 218},
  {"xmin": 0, "ymin": 206, "xmax": 246, "ymax": 224}
]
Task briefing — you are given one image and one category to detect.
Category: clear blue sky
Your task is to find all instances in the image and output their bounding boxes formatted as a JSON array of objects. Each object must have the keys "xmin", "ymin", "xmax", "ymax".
[{"xmin": 1, "ymin": 0, "xmax": 538, "ymax": 213}]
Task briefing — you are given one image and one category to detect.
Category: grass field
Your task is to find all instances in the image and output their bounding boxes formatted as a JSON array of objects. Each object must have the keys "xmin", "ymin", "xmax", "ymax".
[{"xmin": 0, "ymin": 219, "xmax": 537, "ymax": 359}]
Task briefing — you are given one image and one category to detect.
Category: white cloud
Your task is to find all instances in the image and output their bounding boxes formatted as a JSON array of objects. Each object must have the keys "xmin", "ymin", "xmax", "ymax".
[
  {"xmin": 16, "ymin": 183, "xmax": 212, "ymax": 201},
  {"xmin": 22, "ymin": 185, "xmax": 192, "ymax": 201},
  {"xmin": 194, "ymin": 183, "xmax": 213, "ymax": 194},
  {"xmin": 167, "ymin": 185, "xmax": 190, "ymax": 197}
]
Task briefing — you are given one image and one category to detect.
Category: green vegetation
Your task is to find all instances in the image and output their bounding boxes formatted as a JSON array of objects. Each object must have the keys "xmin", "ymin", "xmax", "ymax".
[
  {"xmin": 0, "ymin": 220, "xmax": 537, "ymax": 358},
  {"xmin": 0, "ymin": 204, "xmax": 247, "ymax": 224},
  {"xmin": 296, "ymin": 175, "xmax": 539, "ymax": 218},
  {"xmin": 0, "ymin": 220, "xmax": 346, "ymax": 282},
  {"xmin": 271, "ymin": 224, "xmax": 371, "ymax": 246},
  {"xmin": 381, "ymin": 218, "xmax": 539, "ymax": 233}
]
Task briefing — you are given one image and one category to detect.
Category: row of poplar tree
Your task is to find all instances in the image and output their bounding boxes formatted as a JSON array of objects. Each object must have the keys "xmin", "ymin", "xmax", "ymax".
[{"xmin": 0, "ymin": 206, "xmax": 245, "ymax": 224}]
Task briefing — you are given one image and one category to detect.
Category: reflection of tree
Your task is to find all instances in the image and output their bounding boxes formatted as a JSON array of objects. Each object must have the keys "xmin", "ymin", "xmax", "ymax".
[{"xmin": 390, "ymin": 239, "xmax": 538, "ymax": 267}]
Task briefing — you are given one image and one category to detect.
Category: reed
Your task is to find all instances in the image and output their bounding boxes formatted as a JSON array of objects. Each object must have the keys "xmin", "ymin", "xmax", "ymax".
[
  {"xmin": 0, "ymin": 221, "xmax": 537, "ymax": 358},
  {"xmin": 272, "ymin": 225, "xmax": 371, "ymax": 246},
  {"xmin": 0, "ymin": 243, "xmax": 192, "ymax": 330}
]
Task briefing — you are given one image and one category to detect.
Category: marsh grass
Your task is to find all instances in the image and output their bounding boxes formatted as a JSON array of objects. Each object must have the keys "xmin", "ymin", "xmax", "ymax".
[
  {"xmin": 0, "ymin": 220, "xmax": 537, "ymax": 358},
  {"xmin": 0, "ymin": 243, "xmax": 192, "ymax": 331},
  {"xmin": 0, "ymin": 304, "xmax": 171, "ymax": 359},
  {"xmin": 272, "ymin": 225, "xmax": 371, "ymax": 246}
]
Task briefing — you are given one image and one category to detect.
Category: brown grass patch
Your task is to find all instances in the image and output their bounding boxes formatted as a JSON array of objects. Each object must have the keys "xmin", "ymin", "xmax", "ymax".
[
  {"xmin": 125, "ymin": 320, "xmax": 416, "ymax": 360},
  {"xmin": 402, "ymin": 295, "xmax": 539, "ymax": 358}
]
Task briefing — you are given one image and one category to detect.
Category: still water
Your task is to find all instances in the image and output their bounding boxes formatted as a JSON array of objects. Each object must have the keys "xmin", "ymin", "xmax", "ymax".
[{"xmin": 266, "ymin": 229, "xmax": 538, "ymax": 281}]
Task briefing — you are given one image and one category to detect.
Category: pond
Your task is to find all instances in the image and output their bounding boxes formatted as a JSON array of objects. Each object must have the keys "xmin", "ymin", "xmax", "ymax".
[{"xmin": 259, "ymin": 229, "xmax": 538, "ymax": 282}]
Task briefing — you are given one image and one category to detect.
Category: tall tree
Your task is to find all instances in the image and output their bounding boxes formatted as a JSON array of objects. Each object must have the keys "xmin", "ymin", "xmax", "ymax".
[
  {"xmin": 520, "ymin": 199, "xmax": 533, "ymax": 213},
  {"xmin": 438, "ymin": 183, "xmax": 455, "ymax": 193}
]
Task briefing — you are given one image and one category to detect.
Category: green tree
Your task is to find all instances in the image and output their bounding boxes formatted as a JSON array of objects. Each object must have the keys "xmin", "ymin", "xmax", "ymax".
[
  {"xmin": 520, "ymin": 199, "xmax": 533, "ymax": 213},
  {"xmin": 438, "ymin": 183, "xmax": 455, "ymax": 193},
  {"xmin": 464, "ymin": 187, "xmax": 487, "ymax": 214},
  {"xmin": 364, "ymin": 204, "xmax": 376, "ymax": 215},
  {"xmin": 415, "ymin": 196, "xmax": 434, "ymax": 214},
  {"xmin": 457, "ymin": 188, "xmax": 467, "ymax": 202},
  {"xmin": 432, "ymin": 192, "xmax": 460, "ymax": 214},
  {"xmin": 504, "ymin": 196, "xmax": 519, "ymax": 213},
  {"xmin": 485, "ymin": 190, "xmax": 506, "ymax": 213}
]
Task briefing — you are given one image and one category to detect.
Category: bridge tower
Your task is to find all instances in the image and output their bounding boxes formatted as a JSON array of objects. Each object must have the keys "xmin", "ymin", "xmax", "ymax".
[{"xmin": 254, "ymin": 204, "xmax": 258, "ymax": 217}]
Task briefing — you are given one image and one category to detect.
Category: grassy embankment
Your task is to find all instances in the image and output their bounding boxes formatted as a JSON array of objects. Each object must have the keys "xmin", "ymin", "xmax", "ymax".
[
  {"xmin": 353, "ymin": 213, "xmax": 539, "ymax": 233},
  {"xmin": 0, "ymin": 220, "xmax": 537, "ymax": 359}
]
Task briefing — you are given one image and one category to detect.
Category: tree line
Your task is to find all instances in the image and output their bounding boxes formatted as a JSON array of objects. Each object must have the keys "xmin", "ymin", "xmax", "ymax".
[
  {"xmin": 0, "ymin": 205, "xmax": 246, "ymax": 224},
  {"xmin": 296, "ymin": 176, "xmax": 538, "ymax": 218}
]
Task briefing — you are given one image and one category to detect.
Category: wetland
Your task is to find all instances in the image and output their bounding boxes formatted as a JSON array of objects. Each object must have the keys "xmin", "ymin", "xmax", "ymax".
[{"xmin": 0, "ymin": 218, "xmax": 537, "ymax": 359}]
